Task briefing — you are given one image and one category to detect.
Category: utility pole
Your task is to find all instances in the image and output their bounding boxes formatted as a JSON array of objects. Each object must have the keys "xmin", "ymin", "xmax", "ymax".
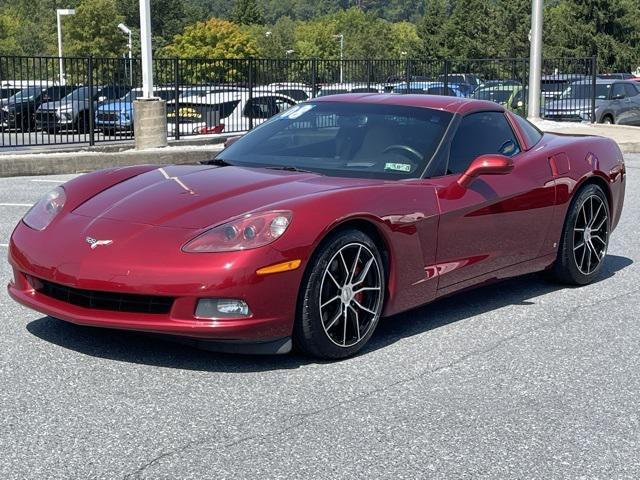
[
  {"xmin": 334, "ymin": 34, "xmax": 344, "ymax": 83},
  {"xmin": 527, "ymin": 0, "xmax": 543, "ymax": 120}
]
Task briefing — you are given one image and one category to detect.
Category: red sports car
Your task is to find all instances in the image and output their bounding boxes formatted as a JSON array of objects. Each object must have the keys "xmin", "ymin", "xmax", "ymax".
[{"xmin": 8, "ymin": 95, "xmax": 626, "ymax": 359}]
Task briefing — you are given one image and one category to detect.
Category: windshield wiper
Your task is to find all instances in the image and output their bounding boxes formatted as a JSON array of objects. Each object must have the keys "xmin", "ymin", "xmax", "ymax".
[
  {"xmin": 265, "ymin": 165, "xmax": 317, "ymax": 174},
  {"xmin": 201, "ymin": 158, "xmax": 234, "ymax": 167}
]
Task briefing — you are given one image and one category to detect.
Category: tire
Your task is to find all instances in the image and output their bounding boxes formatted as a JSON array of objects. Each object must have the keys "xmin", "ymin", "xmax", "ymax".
[
  {"xmin": 547, "ymin": 183, "xmax": 610, "ymax": 285},
  {"xmin": 602, "ymin": 115, "xmax": 614, "ymax": 125},
  {"xmin": 76, "ymin": 113, "xmax": 88, "ymax": 134},
  {"xmin": 294, "ymin": 229, "xmax": 386, "ymax": 359}
]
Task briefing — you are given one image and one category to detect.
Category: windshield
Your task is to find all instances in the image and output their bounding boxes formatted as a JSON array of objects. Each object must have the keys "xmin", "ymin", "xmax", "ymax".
[
  {"xmin": 560, "ymin": 83, "xmax": 611, "ymax": 100},
  {"xmin": 218, "ymin": 101, "xmax": 453, "ymax": 179},
  {"xmin": 63, "ymin": 87, "xmax": 92, "ymax": 101},
  {"xmin": 473, "ymin": 89, "xmax": 513, "ymax": 103},
  {"xmin": 7, "ymin": 87, "xmax": 43, "ymax": 102}
]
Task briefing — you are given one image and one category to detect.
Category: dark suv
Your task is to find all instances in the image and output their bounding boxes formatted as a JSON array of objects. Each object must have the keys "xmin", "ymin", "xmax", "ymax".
[
  {"xmin": 36, "ymin": 85, "xmax": 130, "ymax": 133},
  {"xmin": 0, "ymin": 86, "xmax": 75, "ymax": 131}
]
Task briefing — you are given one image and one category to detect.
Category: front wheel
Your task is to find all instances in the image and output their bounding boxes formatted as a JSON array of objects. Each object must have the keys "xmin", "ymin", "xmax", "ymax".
[
  {"xmin": 547, "ymin": 184, "xmax": 610, "ymax": 285},
  {"xmin": 294, "ymin": 229, "xmax": 385, "ymax": 359}
]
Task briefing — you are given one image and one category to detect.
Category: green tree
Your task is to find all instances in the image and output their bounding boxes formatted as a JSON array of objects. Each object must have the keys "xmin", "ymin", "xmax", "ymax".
[
  {"xmin": 416, "ymin": 0, "xmax": 447, "ymax": 59},
  {"xmin": 164, "ymin": 18, "xmax": 257, "ymax": 58},
  {"xmin": 66, "ymin": 0, "xmax": 127, "ymax": 57},
  {"xmin": 492, "ymin": 0, "xmax": 531, "ymax": 58},
  {"xmin": 252, "ymin": 16, "xmax": 297, "ymax": 58},
  {"xmin": 231, "ymin": 0, "xmax": 264, "ymax": 25}
]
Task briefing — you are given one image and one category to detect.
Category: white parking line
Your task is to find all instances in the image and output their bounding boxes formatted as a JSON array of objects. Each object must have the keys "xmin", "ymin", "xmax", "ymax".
[
  {"xmin": 0, "ymin": 203, "xmax": 32, "ymax": 207},
  {"xmin": 31, "ymin": 179, "xmax": 64, "ymax": 183},
  {"xmin": 0, "ymin": 244, "xmax": 8, "ymax": 248}
]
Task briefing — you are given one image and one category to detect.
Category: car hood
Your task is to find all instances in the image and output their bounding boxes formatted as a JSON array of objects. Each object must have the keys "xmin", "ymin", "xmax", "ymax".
[
  {"xmin": 38, "ymin": 100, "xmax": 87, "ymax": 111},
  {"xmin": 72, "ymin": 164, "xmax": 381, "ymax": 229},
  {"xmin": 97, "ymin": 100, "xmax": 131, "ymax": 113},
  {"xmin": 544, "ymin": 99, "xmax": 606, "ymax": 111}
]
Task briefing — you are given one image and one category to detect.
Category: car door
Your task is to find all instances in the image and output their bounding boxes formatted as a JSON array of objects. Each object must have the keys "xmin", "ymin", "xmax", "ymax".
[
  {"xmin": 622, "ymin": 83, "xmax": 640, "ymax": 125},
  {"xmin": 428, "ymin": 111, "xmax": 556, "ymax": 292},
  {"xmin": 608, "ymin": 83, "xmax": 634, "ymax": 124}
]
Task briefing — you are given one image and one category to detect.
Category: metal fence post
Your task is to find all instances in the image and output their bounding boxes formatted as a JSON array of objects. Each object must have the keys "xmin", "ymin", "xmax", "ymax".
[
  {"xmin": 405, "ymin": 59, "xmax": 411, "ymax": 93},
  {"xmin": 88, "ymin": 55, "xmax": 95, "ymax": 146},
  {"xmin": 248, "ymin": 58, "xmax": 254, "ymax": 131},
  {"xmin": 367, "ymin": 59, "xmax": 372, "ymax": 90},
  {"xmin": 311, "ymin": 58, "xmax": 317, "ymax": 98},
  {"xmin": 591, "ymin": 55, "xmax": 597, "ymax": 124},
  {"xmin": 174, "ymin": 57, "xmax": 180, "ymax": 140},
  {"xmin": 443, "ymin": 59, "xmax": 450, "ymax": 94}
]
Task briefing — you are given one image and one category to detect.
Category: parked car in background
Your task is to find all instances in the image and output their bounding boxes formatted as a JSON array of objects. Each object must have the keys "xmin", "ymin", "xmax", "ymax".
[
  {"xmin": 540, "ymin": 74, "xmax": 588, "ymax": 100},
  {"xmin": 392, "ymin": 81, "xmax": 466, "ymax": 97},
  {"xmin": 0, "ymin": 87, "xmax": 21, "ymax": 102},
  {"xmin": 472, "ymin": 84, "xmax": 520, "ymax": 106},
  {"xmin": 542, "ymin": 79, "xmax": 640, "ymax": 124},
  {"xmin": 265, "ymin": 83, "xmax": 314, "ymax": 101},
  {"xmin": 1, "ymin": 86, "xmax": 75, "ymax": 131},
  {"xmin": 95, "ymin": 87, "xmax": 179, "ymax": 135},
  {"xmin": 317, "ymin": 83, "xmax": 383, "ymax": 97},
  {"xmin": 504, "ymin": 87, "xmax": 547, "ymax": 117},
  {"xmin": 167, "ymin": 91, "xmax": 297, "ymax": 136},
  {"xmin": 477, "ymin": 79, "xmax": 522, "ymax": 90},
  {"xmin": 437, "ymin": 73, "xmax": 483, "ymax": 89},
  {"xmin": 597, "ymin": 73, "xmax": 635, "ymax": 80},
  {"xmin": 36, "ymin": 86, "xmax": 131, "ymax": 133}
]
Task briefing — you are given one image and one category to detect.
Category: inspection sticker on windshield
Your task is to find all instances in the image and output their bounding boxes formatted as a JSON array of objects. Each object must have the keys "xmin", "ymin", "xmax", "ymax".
[
  {"xmin": 280, "ymin": 104, "xmax": 315, "ymax": 120},
  {"xmin": 384, "ymin": 162, "xmax": 411, "ymax": 172}
]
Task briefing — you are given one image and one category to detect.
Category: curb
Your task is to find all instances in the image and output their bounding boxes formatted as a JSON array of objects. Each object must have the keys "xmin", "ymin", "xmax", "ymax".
[{"xmin": 0, "ymin": 144, "xmax": 225, "ymax": 177}]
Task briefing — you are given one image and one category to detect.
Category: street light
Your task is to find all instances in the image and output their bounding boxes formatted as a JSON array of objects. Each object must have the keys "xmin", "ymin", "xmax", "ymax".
[
  {"xmin": 285, "ymin": 49, "xmax": 295, "ymax": 57},
  {"xmin": 333, "ymin": 34, "xmax": 344, "ymax": 83},
  {"xmin": 56, "ymin": 8, "xmax": 76, "ymax": 86},
  {"xmin": 117, "ymin": 23, "xmax": 133, "ymax": 87},
  {"xmin": 139, "ymin": 0, "xmax": 154, "ymax": 98}
]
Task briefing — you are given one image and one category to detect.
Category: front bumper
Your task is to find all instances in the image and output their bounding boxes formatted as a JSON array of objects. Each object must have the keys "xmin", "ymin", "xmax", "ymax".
[
  {"xmin": 8, "ymin": 218, "xmax": 303, "ymax": 350},
  {"xmin": 95, "ymin": 111, "xmax": 132, "ymax": 131}
]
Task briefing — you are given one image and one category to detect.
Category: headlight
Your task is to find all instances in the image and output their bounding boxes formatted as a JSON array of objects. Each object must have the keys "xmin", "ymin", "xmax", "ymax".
[
  {"xmin": 23, "ymin": 186, "xmax": 66, "ymax": 231},
  {"xmin": 183, "ymin": 211, "xmax": 292, "ymax": 253}
]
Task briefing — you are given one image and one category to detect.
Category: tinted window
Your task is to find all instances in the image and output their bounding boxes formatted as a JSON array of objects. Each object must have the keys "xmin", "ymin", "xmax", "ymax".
[
  {"xmin": 611, "ymin": 84, "xmax": 626, "ymax": 99},
  {"xmin": 448, "ymin": 112, "xmax": 521, "ymax": 174},
  {"xmin": 561, "ymin": 83, "xmax": 611, "ymax": 100},
  {"xmin": 623, "ymin": 84, "xmax": 638, "ymax": 98},
  {"xmin": 512, "ymin": 114, "xmax": 543, "ymax": 148},
  {"xmin": 218, "ymin": 101, "xmax": 453, "ymax": 180}
]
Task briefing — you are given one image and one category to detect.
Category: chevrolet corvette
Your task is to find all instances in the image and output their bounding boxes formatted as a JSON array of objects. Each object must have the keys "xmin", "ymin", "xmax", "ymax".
[{"xmin": 8, "ymin": 94, "xmax": 626, "ymax": 359}]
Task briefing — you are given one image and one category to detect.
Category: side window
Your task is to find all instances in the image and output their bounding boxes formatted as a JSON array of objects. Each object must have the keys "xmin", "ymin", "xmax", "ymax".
[
  {"xmin": 448, "ymin": 112, "xmax": 521, "ymax": 174},
  {"xmin": 611, "ymin": 84, "xmax": 626, "ymax": 99},
  {"xmin": 244, "ymin": 97, "xmax": 278, "ymax": 119},
  {"xmin": 274, "ymin": 97, "xmax": 295, "ymax": 114},
  {"xmin": 512, "ymin": 114, "xmax": 543, "ymax": 148},
  {"xmin": 623, "ymin": 84, "xmax": 638, "ymax": 98}
]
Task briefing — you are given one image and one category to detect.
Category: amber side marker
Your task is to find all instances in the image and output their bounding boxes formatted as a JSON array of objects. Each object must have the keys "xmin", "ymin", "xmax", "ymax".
[{"xmin": 256, "ymin": 259, "xmax": 302, "ymax": 276}]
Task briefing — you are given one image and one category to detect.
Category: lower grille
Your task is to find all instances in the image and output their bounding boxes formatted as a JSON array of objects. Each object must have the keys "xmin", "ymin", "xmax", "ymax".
[
  {"xmin": 34, "ymin": 278, "xmax": 174, "ymax": 314},
  {"xmin": 97, "ymin": 112, "xmax": 120, "ymax": 122}
]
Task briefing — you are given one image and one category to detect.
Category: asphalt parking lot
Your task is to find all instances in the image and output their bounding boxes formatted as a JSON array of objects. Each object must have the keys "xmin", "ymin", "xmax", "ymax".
[{"xmin": 0, "ymin": 157, "xmax": 639, "ymax": 479}]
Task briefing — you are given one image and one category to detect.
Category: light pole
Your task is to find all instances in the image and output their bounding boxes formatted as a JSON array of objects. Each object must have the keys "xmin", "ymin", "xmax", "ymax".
[
  {"xmin": 333, "ymin": 34, "xmax": 344, "ymax": 83},
  {"xmin": 139, "ymin": 0, "xmax": 154, "ymax": 98},
  {"xmin": 285, "ymin": 49, "xmax": 294, "ymax": 57},
  {"xmin": 56, "ymin": 8, "xmax": 75, "ymax": 86},
  {"xmin": 118, "ymin": 23, "xmax": 133, "ymax": 87},
  {"xmin": 527, "ymin": 0, "xmax": 544, "ymax": 120}
]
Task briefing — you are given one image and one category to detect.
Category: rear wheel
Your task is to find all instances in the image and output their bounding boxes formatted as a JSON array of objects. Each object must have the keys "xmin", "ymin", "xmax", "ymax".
[
  {"xmin": 294, "ymin": 229, "xmax": 385, "ymax": 359},
  {"xmin": 547, "ymin": 184, "xmax": 610, "ymax": 285},
  {"xmin": 602, "ymin": 115, "xmax": 614, "ymax": 125}
]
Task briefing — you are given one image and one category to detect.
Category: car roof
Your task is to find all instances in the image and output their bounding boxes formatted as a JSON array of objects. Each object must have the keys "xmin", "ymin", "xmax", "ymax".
[{"xmin": 310, "ymin": 93, "xmax": 503, "ymax": 115}]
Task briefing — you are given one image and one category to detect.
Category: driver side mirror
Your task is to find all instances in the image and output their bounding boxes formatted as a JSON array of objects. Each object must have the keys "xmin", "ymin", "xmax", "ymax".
[{"xmin": 457, "ymin": 154, "xmax": 514, "ymax": 189}]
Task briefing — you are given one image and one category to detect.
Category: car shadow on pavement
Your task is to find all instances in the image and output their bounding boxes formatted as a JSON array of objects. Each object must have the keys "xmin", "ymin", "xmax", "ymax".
[{"xmin": 26, "ymin": 254, "xmax": 633, "ymax": 372}]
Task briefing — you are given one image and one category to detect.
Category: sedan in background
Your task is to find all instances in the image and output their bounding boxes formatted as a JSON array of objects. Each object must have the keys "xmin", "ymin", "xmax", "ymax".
[
  {"xmin": 166, "ymin": 91, "xmax": 297, "ymax": 136},
  {"xmin": 8, "ymin": 94, "xmax": 625, "ymax": 359},
  {"xmin": 392, "ymin": 81, "xmax": 467, "ymax": 97},
  {"xmin": 542, "ymin": 80, "xmax": 640, "ymax": 124},
  {"xmin": 1, "ymin": 86, "xmax": 75, "ymax": 131}
]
